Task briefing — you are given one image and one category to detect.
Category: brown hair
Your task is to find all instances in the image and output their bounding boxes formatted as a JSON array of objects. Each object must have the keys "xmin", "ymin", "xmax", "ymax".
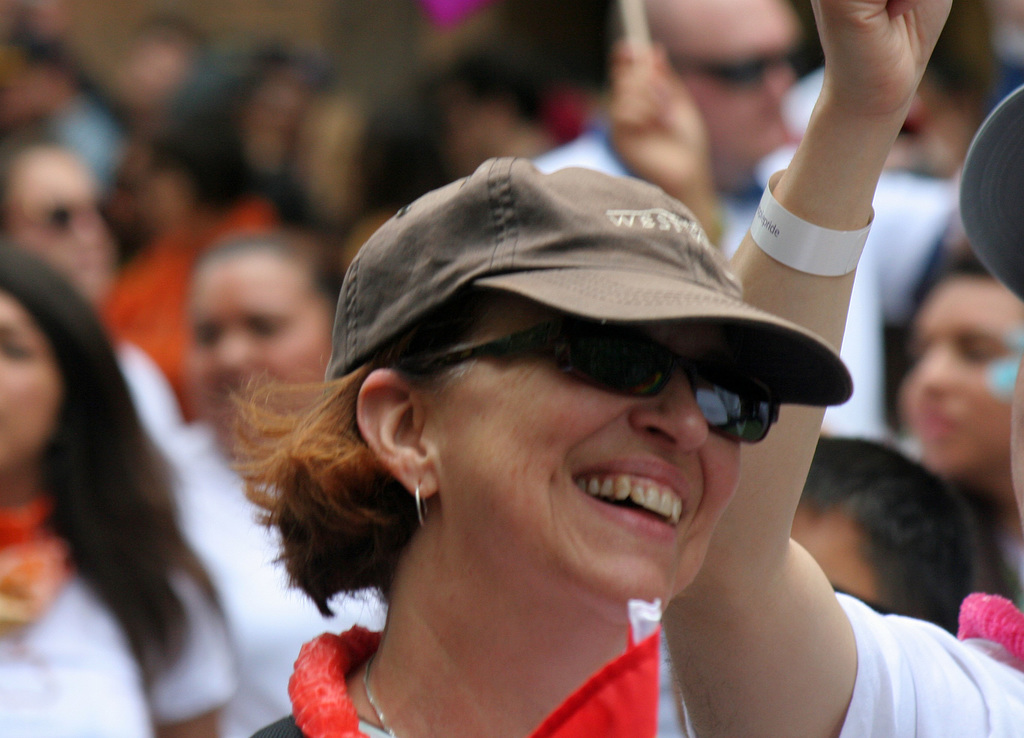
[{"xmin": 237, "ymin": 294, "xmax": 480, "ymax": 614}]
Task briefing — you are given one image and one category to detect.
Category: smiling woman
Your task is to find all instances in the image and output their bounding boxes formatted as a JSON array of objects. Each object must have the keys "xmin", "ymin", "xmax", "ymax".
[
  {"xmin": 235, "ymin": 154, "xmax": 850, "ymax": 738},
  {"xmin": 234, "ymin": 0, "xmax": 973, "ymax": 734}
]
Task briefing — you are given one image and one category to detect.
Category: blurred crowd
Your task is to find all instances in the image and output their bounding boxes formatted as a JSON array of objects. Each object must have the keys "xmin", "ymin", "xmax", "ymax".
[{"xmin": 2, "ymin": 0, "xmax": 1024, "ymax": 735}]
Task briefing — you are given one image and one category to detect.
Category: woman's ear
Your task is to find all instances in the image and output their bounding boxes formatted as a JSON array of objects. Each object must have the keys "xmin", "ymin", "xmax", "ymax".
[{"xmin": 357, "ymin": 368, "xmax": 435, "ymax": 493}]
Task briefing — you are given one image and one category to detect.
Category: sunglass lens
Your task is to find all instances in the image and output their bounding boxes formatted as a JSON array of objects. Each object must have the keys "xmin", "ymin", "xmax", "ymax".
[
  {"xmin": 705, "ymin": 49, "xmax": 800, "ymax": 87},
  {"xmin": 695, "ymin": 386, "xmax": 771, "ymax": 442},
  {"xmin": 722, "ymin": 60, "xmax": 766, "ymax": 86},
  {"xmin": 563, "ymin": 324, "xmax": 776, "ymax": 442},
  {"xmin": 566, "ymin": 333, "xmax": 671, "ymax": 396},
  {"xmin": 47, "ymin": 206, "xmax": 72, "ymax": 230}
]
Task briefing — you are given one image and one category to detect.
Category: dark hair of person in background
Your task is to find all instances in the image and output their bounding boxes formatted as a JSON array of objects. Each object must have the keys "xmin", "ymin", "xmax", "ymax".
[
  {"xmin": 358, "ymin": 92, "xmax": 448, "ymax": 214},
  {"xmin": 0, "ymin": 244, "xmax": 216, "ymax": 683},
  {"xmin": 801, "ymin": 436, "xmax": 976, "ymax": 633},
  {"xmin": 917, "ymin": 245, "xmax": 997, "ymax": 301},
  {"xmin": 230, "ymin": 44, "xmax": 335, "ymax": 227},
  {"xmin": 0, "ymin": 28, "xmax": 97, "ymax": 124},
  {"xmin": 431, "ymin": 45, "xmax": 548, "ymax": 126},
  {"xmin": 424, "ymin": 42, "xmax": 582, "ymax": 179},
  {"xmin": 338, "ymin": 91, "xmax": 448, "ymax": 271},
  {"xmin": 149, "ymin": 110, "xmax": 251, "ymax": 210}
]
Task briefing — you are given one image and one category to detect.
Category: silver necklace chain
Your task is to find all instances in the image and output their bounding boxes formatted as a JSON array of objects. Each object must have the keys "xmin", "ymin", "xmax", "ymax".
[{"xmin": 363, "ymin": 653, "xmax": 399, "ymax": 737}]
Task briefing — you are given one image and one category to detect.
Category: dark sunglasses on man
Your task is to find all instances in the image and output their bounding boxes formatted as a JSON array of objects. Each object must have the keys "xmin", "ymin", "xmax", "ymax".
[
  {"xmin": 29, "ymin": 201, "xmax": 104, "ymax": 232},
  {"xmin": 669, "ymin": 46, "xmax": 803, "ymax": 89}
]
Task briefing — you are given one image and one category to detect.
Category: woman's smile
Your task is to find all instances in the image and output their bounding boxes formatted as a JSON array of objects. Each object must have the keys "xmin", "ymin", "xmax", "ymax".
[
  {"xmin": 574, "ymin": 473, "xmax": 684, "ymax": 525},
  {"xmin": 571, "ymin": 454, "xmax": 696, "ymax": 528}
]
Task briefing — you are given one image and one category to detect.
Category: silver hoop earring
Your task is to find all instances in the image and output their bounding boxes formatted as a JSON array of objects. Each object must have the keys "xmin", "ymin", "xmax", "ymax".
[{"xmin": 415, "ymin": 484, "xmax": 427, "ymax": 526}]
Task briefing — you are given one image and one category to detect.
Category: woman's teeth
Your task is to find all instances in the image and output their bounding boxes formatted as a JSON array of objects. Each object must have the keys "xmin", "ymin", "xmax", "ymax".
[{"xmin": 574, "ymin": 475, "xmax": 682, "ymax": 524}]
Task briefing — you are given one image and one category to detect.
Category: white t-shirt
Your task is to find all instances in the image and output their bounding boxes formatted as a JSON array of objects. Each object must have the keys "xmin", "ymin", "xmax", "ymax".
[
  {"xmin": 166, "ymin": 423, "xmax": 386, "ymax": 738},
  {"xmin": 677, "ymin": 594, "xmax": 1024, "ymax": 736},
  {"xmin": 838, "ymin": 593, "xmax": 1024, "ymax": 736},
  {"xmin": 0, "ymin": 574, "xmax": 234, "ymax": 737},
  {"xmin": 117, "ymin": 341, "xmax": 185, "ymax": 445}
]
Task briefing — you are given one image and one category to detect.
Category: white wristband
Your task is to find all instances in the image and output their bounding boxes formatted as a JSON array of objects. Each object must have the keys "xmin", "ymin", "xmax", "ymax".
[{"xmin": 750, "ymin": 180, "xmax": 871, "ymax": 276}]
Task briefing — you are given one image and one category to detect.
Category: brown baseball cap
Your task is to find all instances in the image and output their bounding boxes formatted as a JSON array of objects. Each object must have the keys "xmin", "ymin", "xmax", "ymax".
[{"xmin": 329, "ymin": 157, "xmax": 851, "ymax": 406}]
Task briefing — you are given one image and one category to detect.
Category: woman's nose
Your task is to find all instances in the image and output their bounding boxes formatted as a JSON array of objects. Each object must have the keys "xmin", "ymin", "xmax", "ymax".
[
  {"xmin": 627, "ymin": 370, "xmax": 711, "ymax": 448},
  {"xmin": 211, "ymin": 330, "xmax": 258, "ymax": 374},
  {"xmin": 908, "ymin": 345, "xmax": 960, "ymax": 393}
]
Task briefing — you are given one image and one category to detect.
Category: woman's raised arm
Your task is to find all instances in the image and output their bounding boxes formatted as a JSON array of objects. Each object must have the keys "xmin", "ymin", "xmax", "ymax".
[{"xmin": 651, "ymin": 0, "xmax": 952, "ymax": 735}]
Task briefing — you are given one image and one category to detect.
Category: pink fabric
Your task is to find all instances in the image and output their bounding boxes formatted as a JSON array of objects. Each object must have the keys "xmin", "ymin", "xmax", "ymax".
[
  {"xmin": 958, "ymin": 593, "xmax": 1024, "ymax": 664},
  {"xmin": 417, "ymin": 0, "xmax": 498, "ymax": 26}
]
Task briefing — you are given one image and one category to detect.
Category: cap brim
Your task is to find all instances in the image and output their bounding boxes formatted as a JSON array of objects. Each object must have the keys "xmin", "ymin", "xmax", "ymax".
[
  {"xmin": 475, "ymin": 268, "xmax": 852, "ymax": 407},
  {"xmin": 961, "ymin": 84, "xmax": 1024, "ymax": 300}
]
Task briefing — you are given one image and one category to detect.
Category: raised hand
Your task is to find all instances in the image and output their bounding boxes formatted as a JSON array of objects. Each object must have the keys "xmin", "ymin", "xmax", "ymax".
[
  {"xmin": 608, "ymin": 41, "xmax": 722, "ymax": 245},
  {"xmin": 812, "ymin": 0, "xmax": 953, "ymax": 120},
  {"xmin": 666, "ymin": 1, "xmax": 953, "ymax": 736}
]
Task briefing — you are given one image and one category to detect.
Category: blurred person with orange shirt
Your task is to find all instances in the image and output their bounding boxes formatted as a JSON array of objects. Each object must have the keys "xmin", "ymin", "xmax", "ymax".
[{"xmin": 103, "ymin": 112, "xmax": 278, "ymax": 419}]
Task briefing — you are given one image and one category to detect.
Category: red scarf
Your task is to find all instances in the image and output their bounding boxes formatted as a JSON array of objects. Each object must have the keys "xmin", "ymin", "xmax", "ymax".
[
  {"xmin": 0, "ymin": 497, "xmax": 72, "ymax": 635},
  {"xmin": 288, "ymin": 625, "xmax": 660, "ymax": 738}
]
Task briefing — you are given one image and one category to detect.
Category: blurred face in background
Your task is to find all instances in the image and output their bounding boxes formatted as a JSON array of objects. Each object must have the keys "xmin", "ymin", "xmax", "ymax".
[
  {"xmin": 185, "ymin": 243, "xmax": 334, "ymax": 451},
  {"xmin": 115, "ymin": 21, "xmax": 199, "ymax": 135},
  {"xmin": 900, "ymin": 274, "xmax": 1024, "ymax": 510},
  {"xmin": 647, "ymin": 0, "xmax": 800, "ymax": 192},
  {"xmin": 2, "ymin": 146, "xmax": 117, "ymax": 305}
]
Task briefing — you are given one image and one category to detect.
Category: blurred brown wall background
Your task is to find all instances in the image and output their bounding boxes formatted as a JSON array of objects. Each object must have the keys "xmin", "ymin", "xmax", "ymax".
[{"xmin": 62, "ymin": 0, "xmax": 614, "ymax": 105}]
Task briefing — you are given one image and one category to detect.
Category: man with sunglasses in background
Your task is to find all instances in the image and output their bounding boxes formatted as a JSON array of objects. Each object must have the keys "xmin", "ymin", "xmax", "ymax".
[{"xmin": 537, "ymin": 0, "xmax": 803, "ymax": 256}]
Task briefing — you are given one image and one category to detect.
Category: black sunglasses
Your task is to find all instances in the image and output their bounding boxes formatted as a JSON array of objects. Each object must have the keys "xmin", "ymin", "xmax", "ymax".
[
  {"xmin": 670, "ymin": 48, "xmax": 802, "ymax": 88},
  {"xmin": 398, "ymin": 318, "xmax": 779, "ymax": 443},
  {"xmin": 36, "ymin": 202, "xmax": 102, "ymax": 232}
]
